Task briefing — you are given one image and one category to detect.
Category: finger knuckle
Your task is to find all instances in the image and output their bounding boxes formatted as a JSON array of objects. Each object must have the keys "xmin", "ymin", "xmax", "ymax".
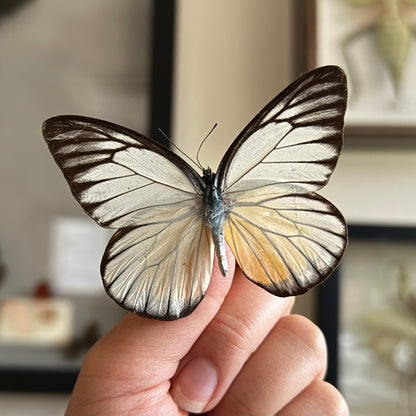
[
  {"xmin": 210, "ymin": 311, "xmax": 257, "ymax": 356},
  {"xmin": 280, "ymin": 314, "xmax": 327, "ymax": 371}
]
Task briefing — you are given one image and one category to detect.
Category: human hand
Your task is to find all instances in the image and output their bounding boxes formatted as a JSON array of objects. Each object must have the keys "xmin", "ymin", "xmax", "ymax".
[{"xmin": 65, "ymin": 247, "xmax": 348, "ymax": 415}]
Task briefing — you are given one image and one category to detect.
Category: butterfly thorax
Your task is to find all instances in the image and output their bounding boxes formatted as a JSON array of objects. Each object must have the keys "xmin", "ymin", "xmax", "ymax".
[
  {"xmin": 202, "ymin": 168, "xmax": 228, "ymax": 276},
  {"xmin": 202, "ymin": 168, "xmax": 224, "ymax": 226}
]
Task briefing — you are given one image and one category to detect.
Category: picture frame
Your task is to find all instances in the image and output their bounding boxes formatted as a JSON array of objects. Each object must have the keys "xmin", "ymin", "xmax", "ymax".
[
  {"xmin": 0, "ymin": 0, "xmax": 176, "ymax": 393},
  {"xmin": 318, "ymin": 225, "xmax": 416, "ymax": 415},
  {"xmin": 303, "ymin": 0, "xmax": 416, "ymax": 140}
]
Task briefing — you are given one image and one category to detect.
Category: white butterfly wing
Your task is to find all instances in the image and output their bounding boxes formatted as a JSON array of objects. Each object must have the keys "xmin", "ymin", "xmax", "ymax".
[
  {"xmin": 216, "ymin": 66, "xmax": 347, "ymax": 197},
  {"xmin": 224, "ymin": 193, "xmax": 346, "ymax": 296},
  {"xmin": 43, "ymin": 116, "xmax": 213, "ymax": 319},
  {"xmin": 217, "ymin": 66, "xmax": 348, "ymax": 296},
  {"xmin": 101, "ymin": 214, "xmax": 214, "ymax": 320},
  {"xmin": 43, "ymin": 116, "xmax": 204, "ymax": 228}
]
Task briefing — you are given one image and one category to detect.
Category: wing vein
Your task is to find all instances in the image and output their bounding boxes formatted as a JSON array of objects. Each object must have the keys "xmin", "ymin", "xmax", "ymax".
[
  {"xmin": 187, "ymin": 222, "xmax": 205, "ymax": 310},
  {"xmin": 111, "ymin": 160, "xmax": 199, "ymax": 196},
  {"xmin": 225, "ymin": 125, "xmax": 294, "ymax": 189}
]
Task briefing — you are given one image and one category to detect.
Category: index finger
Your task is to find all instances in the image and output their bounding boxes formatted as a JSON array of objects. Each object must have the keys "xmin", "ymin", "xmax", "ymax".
[{"xmin": 171, "ymin": 265, "xmax": 294, "ymax": 413}]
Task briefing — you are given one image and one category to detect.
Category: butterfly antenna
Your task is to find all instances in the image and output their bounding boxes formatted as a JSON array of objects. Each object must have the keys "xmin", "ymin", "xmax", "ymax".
[
  {"xmin": 157, "ymin": 128, "xmax": 201, "ymax": 171},
  {"xmin": 196, "ymin": 123, "xmax": 218, "ymax": 170}
]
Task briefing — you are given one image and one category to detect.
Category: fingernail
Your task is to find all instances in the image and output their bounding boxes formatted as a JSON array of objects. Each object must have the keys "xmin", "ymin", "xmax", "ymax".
[{"xmin": 172, "ymin": 358, "xmax": 218, "ymax": 413}]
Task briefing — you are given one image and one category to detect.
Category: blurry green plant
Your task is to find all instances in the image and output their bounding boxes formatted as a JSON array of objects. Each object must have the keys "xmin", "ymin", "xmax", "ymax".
[{"xmin": 342, "ymin": 0, "xmax": 416, "ymax": 93}]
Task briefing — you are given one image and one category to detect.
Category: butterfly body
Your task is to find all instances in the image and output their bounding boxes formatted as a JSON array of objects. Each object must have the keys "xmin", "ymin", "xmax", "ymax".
[
  {"xmin": 202, "ymin": 167, "xmax": 228, "ymax": 276},
  {"xmin": 43, "ymin": 65, "xmax": 348, "ymax": 320}
]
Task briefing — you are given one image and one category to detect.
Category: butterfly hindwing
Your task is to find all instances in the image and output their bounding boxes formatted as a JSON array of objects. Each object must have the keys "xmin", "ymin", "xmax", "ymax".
[
  {"xmin": 224, "ymin": 191, "xmax": 347, "ymax": 296},
  {"xmin": 101, "ymin": 212, "xmax": 214, "ymax": 320},
  {"xmin": 219, "ymin": 66, "xmax": 348, "ymax": 295}
]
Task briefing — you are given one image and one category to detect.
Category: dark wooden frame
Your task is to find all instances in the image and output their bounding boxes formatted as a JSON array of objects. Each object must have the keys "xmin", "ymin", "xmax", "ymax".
[
  {"xmin": 317, "ymin": 224, "xmax": 416, "ymax": 387},
  {"xmin": 0, "ymin": 0, "xmax": 176, "ymax": 393},
  {"xmin": 294, "ymin": 0, "xmax": 416, "ymax": 145}
]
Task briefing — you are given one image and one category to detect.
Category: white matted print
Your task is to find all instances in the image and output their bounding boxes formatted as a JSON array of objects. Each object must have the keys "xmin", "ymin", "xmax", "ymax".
[{"xmin": 314, "ymin": 0, "xmax": 416, "ymax": 132}]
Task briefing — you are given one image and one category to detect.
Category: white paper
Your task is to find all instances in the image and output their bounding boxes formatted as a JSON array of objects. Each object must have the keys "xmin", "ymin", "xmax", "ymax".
[{"xmin": 49, "ymin": 216, "xmax": 111, "ymax": 295}]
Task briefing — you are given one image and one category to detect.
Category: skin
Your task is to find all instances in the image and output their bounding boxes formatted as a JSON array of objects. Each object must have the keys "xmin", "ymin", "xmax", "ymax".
[{"xmin": 65, "ymin": 247, "xmax": 349, "ymax": 416}]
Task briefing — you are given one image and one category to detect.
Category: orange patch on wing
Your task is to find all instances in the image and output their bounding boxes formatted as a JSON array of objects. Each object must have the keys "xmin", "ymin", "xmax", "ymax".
[{"xmin": 224, "ymin": 213, "xmax": 295, "ymax": 293}]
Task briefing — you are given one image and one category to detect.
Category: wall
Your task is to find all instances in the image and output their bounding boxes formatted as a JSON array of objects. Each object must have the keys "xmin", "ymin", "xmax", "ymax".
[
  {"xmin": 322, "ymin": 150, "xmax": 416, "ymax": 226},
  {"xmin": 173, "ymin": 0, "xmax": 294, "ymax": 169}
]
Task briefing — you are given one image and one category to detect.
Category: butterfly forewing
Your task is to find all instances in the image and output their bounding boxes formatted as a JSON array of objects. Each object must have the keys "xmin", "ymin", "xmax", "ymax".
[
  {"xmin": 219, "ymin": 66, "xmax": 348, "ymax": 295},
  {"xmin": 43, "ymin": 116, "xmax": 204, "ymax": 228},
  {"xmin": 216, "ymin": 66, "xmax": 347, "ymax": 195}
]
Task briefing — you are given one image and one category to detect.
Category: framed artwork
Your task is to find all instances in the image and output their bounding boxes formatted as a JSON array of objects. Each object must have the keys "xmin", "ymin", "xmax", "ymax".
[
  {"xmin": 318, "ymin": 225, "xmax": 416, "ymax": 416},
  {"xmin": 0, "ymin": 0, "xmax": 176, "ymax": 392},
  {"xmin": 306, "ymin": 0, "xmax": 416, "ymax": 139}
]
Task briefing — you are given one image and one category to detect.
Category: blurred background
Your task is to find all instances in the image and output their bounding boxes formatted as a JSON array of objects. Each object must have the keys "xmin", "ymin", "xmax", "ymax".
[{"xmin": 0, "ymin": 0, "xmax": 415, "ymax": 415}]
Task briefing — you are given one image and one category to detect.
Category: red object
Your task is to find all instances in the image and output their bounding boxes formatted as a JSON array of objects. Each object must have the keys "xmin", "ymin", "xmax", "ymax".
[{"xmin": 34, "ymin": 280, "xmax": 52, "ymax": 298}]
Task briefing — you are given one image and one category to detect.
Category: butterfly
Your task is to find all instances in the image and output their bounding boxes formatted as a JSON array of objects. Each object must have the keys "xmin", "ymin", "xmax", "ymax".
[{"xmin": 43, "ymin": 65, "xmax": 348, "ymax": 320}]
